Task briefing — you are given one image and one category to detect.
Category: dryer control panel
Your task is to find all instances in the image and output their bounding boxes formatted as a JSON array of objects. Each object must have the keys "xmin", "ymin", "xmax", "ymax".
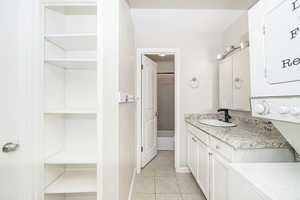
[{"xmin": 251, "ymin": 97, "xmax": 300, "ymax": 123}]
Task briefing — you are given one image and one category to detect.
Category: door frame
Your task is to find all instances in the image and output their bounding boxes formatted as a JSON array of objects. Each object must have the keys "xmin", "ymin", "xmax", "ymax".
[{"xmin": 136, "ymin": 48, "xmax": 181, "ymax": 173}]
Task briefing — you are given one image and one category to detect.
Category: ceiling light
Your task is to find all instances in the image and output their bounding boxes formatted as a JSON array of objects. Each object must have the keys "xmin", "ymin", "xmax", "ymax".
[{"xmin": 159, "ymin": 53, "xmax": 166, "ymax": 57}]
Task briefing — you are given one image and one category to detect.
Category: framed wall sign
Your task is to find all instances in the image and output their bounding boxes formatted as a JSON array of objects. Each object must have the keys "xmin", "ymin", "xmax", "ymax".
[{"xmin": 264, "ymin": 0, "xmax": 300, "ymax": 84}]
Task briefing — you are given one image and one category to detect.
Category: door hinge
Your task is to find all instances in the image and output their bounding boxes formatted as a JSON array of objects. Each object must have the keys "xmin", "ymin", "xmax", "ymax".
[
  {"xmin": 141, "ymin": 64, "xmax": 144, "ymax": 70},
  {"xmin": 141, "ymin": 146, "xmax": 144, "ymax": 152},
  {"xmin": 262, "ymin": 25, "xmax": 266, "ymax": 35},
  {"xmin": 264, "ymin": 68, "xmax": 268, "ymax": 79}
]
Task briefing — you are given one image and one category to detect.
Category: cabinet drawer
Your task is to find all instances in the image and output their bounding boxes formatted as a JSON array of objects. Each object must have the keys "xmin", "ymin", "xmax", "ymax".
[
  {"xmin": 187, "ymin": 124, "xmax": 209, "ymax": 145},
  {"xmin": 210, "ymin": 137, "xmax": 233, "ymax": 161}
]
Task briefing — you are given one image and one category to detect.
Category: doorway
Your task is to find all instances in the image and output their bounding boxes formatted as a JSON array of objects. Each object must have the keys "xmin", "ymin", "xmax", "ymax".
[{"xmin": 136, "ymin": 48, "xmax": 180, "ymax": 174}]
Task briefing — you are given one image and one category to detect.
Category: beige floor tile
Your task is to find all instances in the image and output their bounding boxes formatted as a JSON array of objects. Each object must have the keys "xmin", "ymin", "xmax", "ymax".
[
  {"xmin": 133, "ymin": 176, "xmax": 156, "ymax": 194},
  {"xmin": 156, "ymin": 194, "xmax": 183, "ymax": 200},
  {"xmin": 175, "ymin": 173, "xmax": 193, "ymax": 178},
  {"xmin": 139, "ymin": 165, "xmax": 156, "ymax": 177},
  {"xmin": 156, "ymin": 177, "xmax": 181, "ymax": 194},
  {"xmin": 176, "ymin": 176, "xmax": 201, "ymax": 194},
  {"xmin": 155, "ymin": 168, "xmax": 176, "ymax": 177},
  {"xmin": 181, "ymin": 194, "xmax": 206, "ymax": 200},
  {"xmin": 132, "ymin": 194, "xmax": 156, "ymax": 200}
]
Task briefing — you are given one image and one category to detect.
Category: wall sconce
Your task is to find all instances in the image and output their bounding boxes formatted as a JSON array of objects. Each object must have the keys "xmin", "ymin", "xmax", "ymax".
[{"xmin": 189, "ymin": 77, "xmax": 199, "ymax": 88}]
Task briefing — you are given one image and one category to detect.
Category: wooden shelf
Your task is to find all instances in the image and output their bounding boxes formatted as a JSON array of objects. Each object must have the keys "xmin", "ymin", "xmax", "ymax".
[
  {"xmin": 44, "ymin": 108, "xmax": 97, "ymax": 115},
  {"xmin": 45, "ymin": 34, "xmax": 97, "ymax": 51},
  {"xmin": 45, "ymin": 59, "xmax": 97, "ymax": 69},
  {"xmin": 46, "ymin": 152, "xmax": 97, "ymax": 165},
  {"xmin": 45, "ymin": 170, "xmax": 97, "ymax": 194}
]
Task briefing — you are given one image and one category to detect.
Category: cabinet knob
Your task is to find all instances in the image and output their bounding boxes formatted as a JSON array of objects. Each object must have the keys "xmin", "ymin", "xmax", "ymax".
[
  {"xmin": 2, "ymin": 142, "xmax": 19, "ymax": 153},
  {"xmin": 278, "ymin": 106, "xmax": 290, "ymax": 114},
  {"xmin": 291, "ymin": 107, "xmax": 300, "ymax": 116},
  {"xmin": 215, "ymin": 145, "xmax": 221, "ymax": 150}
]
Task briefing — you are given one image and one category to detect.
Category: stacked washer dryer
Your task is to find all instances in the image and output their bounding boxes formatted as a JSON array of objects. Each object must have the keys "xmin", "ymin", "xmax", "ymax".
[{"xmin": 228, "ymin": 0, "xmax": 300, "ymax": 199}]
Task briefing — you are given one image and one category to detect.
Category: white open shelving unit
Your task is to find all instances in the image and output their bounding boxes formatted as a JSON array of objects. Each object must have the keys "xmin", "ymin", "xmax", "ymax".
[{"xmin": 42, "ymin": 3, "xmax": 99, "ymax": 200}]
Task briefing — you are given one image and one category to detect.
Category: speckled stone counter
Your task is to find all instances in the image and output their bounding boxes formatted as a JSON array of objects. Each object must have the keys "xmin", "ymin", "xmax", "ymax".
[{"xmin": 185, "ymin": 113, "xmax": 291, "ymax": 150}]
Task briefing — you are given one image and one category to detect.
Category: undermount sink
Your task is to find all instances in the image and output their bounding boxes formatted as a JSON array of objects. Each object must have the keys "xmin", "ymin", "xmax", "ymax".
[{"xmin": 198, "ymin": 119, "xmax": 237, "ymax": 127}]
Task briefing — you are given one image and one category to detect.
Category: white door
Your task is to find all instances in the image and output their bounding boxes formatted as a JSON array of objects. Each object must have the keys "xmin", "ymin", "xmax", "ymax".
[
  {"xmin": 0, "ymin": 1, "xmax": 34, "ymax": 199},
  {"xmin": 141, "ymin": 56, "xmax": 158, "ymax": 167},
  {"xmin": 219, "ymin": 57, "xmax": 233, "ymax": 109}
]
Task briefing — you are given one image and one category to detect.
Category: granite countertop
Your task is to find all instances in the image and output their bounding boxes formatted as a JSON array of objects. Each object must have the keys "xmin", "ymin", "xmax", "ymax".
[{"xmin": 185, "ymin": 113, "xmax": 291, "ymax": 150}]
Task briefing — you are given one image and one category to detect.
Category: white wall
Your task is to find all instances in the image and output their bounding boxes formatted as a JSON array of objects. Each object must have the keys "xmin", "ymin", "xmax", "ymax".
[
  {"xmin": 157, "ymin": 61, "xmax": 175, "ymax": 73},
  {"xmin": 135, "ymin": 31, "xmax": 221, "ymax": 168},
  {"xmin": 102, "ymin": 0, "xmax": 136, "ymax": 200},
  {"xmin": 222, "ymin": 13, "xmax": 249, "ymax": 48}
]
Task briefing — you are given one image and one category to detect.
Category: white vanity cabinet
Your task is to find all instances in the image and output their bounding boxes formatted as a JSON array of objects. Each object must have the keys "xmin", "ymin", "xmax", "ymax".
[
  {"xmin": 209, "ymin": 153, "xmax": 229, "ymax": 200},
  {"xmin": 198, "ymin": 140, "xmax": 210, "ymax": 198},
  {"xmin": 219, "ymin": 48, "xmax": 251, "ymax": 111},
  {"xmin": 187, "ymin": 134, "xmax": 199, "ymax": 179},
  {"xmin": 187, "ymin": 124, "xmax": 210, "ymax": 198},
  {"xmin": 186, "ymin": 123, "xmax": 293, "ymax": 200}
]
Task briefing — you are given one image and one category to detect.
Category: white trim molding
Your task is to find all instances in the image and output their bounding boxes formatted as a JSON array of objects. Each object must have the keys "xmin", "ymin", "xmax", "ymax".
[
  {"xmin": 136, "ymin": 48, "xmax": 181, "ymax": 174},
  {"xmin": 176, "ymin": 167, "xmax": 191, "ymax": 173},
  {"xmin": 128, "ymin": 168, "xmax": 137, "ymax": 200}
]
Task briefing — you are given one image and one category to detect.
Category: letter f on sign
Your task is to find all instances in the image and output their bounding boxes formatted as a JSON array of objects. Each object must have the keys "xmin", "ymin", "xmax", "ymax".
[{"xmin": 290, "ymin": 27, "xmax": 300, "ymax": 40}]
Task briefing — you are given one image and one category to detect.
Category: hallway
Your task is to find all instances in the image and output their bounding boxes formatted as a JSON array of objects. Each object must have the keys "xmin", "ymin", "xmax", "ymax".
[{"xmin": 132, "ymin": 151, "xmax": 206, "ymax": 200}]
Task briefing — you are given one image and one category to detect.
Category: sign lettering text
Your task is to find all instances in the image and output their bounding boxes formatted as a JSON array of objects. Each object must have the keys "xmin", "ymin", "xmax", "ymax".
[
  {"xmin": 292, "ymin": 0, "xmax": 300, "ymax": 11},
  {"xmin": 282, "ymin": 57, "xmax": 300, "ymax": 68},
  {"xmin": 290, "ymin": 27, "xmax": 300, "ymax": 39}
]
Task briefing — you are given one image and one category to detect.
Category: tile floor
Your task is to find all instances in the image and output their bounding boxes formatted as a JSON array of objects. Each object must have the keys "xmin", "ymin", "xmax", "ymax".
[{"xmin": 132, "ymin": 151, "xmax": 207, "ymax": 200}]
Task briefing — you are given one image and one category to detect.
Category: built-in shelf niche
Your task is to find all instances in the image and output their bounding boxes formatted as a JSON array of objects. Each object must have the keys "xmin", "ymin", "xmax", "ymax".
[
  {"xmin": 44, "ymin": 5, "xmax": 97, "ymax": 35},
  {"xmin": 45, "ymin": 170, "xmax": 97, "ymax": 194},
  {"xmin": 44, "ymin": 64, "xmax": 97, "ymax": 112},
  {"xmin": 44, "ymin": 114, "xmax": 97, "ymax": 162},
  {"xmin": 43, "ymin": 3, "xmax": 98, "ymax": 199}
]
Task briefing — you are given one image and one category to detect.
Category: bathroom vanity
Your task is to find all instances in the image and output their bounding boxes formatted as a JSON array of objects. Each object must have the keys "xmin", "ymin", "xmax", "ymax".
[{"xmin": 185, "ymin": 113, "xmax": 294, "ymax": 200}]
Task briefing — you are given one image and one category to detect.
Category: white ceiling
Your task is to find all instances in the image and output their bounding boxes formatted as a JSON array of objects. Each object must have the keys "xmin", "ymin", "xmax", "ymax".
[
  {"xmin": 131, "ymin": 9, "xmax": 246, "ymax": 33},
  {"xmin": 128, "ymin": 0, "xmax": 258, "ymax": 10},
  {"xmin": 146, "ymin": 54, "xmax": 175, "ymax": 62}
]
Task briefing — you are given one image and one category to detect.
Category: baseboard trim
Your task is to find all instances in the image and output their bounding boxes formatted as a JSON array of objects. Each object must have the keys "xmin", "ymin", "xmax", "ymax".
[
  {"xmin": 176, "ymin": 167, "xmax": 191, "ymax": 173},
  {"xmin": 128, "ymin": 167, "xmax": 137, "ymax": 200}
]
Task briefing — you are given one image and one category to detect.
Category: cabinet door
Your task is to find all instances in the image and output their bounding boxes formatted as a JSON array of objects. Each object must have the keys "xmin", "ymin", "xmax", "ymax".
[
  {"xmin": 219, "ymin": 56, "xmax": 233, "ymax": 109},
  {"xmin": 187, "ymin": 133, "xmax": 193, "ymax": 170},
  {"xmin": 210, "ymin": 153, "xmax": 229, "ymax": 200},
  {"xmin": 233, "ymin": 48, "xmax": 251, "ymax": 111},
  {"xmin": 198, "ymin": 141, "xmax": 210, "ymax": 199},
  {"xmin": 190, "ymin": 136, "xmax": 199, "ymax": 178},
  {"xmin": 188, "ymin": 134, "xmax": 199, "ymax": 178}
]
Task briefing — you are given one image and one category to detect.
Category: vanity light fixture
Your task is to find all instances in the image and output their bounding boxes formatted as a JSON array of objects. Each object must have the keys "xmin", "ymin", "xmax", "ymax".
[
  {"xmin": 217, "ymin": 42, "xmax": 249, "ymax": 61},
  {"xmin": 240, "ymin": 41, "xmax": 250, "ymax": 49},
  {"xmin": 217, "ymin": 54, "xmax": 224, "ymax": 60}
]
